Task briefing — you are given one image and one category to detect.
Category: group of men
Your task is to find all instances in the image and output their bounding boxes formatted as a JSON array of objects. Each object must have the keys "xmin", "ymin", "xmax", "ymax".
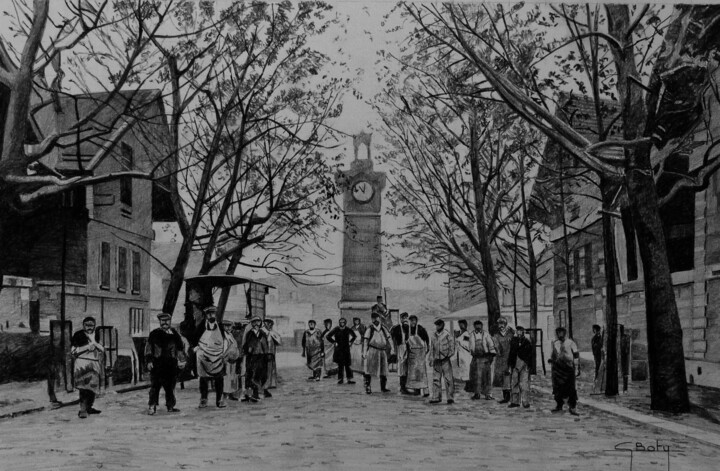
[
  {"xmin": 144, "ymin": 307, "xmax": 282, "ymax": 415},
  {"xmin": 300, "ymin": 307, "xmax": 560, "ymax": 410}
]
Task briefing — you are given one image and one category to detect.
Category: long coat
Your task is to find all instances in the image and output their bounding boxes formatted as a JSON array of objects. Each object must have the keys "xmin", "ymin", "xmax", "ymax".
[
  {"xmin": 493, "ymin": 327, "xmax": 515, "ymax": 388},
  {"xmin": 327, "ymin": 326, "xmax": 357, "ymax": 365}
]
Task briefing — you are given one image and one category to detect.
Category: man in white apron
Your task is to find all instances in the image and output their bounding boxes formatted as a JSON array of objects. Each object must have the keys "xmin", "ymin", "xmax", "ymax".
[
  {"xmin": 406, "ymin": 315, "xmax": 430, "ymax": 397},
  {"xmin": 194, "ymin": 306, "xmax": 228, "ymax": 409},
  {"xmin": 454, "ymin": 319, "xmax": 472, "ymax": 389},
  {"xmin": 362, "ymin": 312, "xmax": 395, "ymax": 394},
  {"xmin": 350, "ymin": 318, "xmax": 366, "ymax": 374}
]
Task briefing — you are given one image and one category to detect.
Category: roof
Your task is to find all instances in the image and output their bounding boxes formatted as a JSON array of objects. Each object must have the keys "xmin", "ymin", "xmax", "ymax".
[
  {"xmin": 32, "ymin": 89, "xmax": 167, "ymax": 174},
  {"xmin": 529, "ymin": 93, "xmax": 624, "ymax": 234}
]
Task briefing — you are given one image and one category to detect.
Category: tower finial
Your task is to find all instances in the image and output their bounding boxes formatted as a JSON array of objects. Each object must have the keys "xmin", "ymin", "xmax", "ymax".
[{"xmin": 352, "ymin": 131, "xmax": 373, "ymax": 161}]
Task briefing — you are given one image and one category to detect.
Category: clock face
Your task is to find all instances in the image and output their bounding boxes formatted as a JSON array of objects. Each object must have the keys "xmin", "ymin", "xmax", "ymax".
[{"xmin": 351, "ymin": 180, "xmax": 374, "ymax": 203}]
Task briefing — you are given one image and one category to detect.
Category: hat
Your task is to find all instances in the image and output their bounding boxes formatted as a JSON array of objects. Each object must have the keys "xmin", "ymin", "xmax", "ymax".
[
  {"xmin": 400, "ymin": 312, "xmax": 409, "ymax": 319},
  {"xmin": 221, "ymin": 318, "xmax": 234, "ymax": 325},
  {"xmin": 157, "ymin": 312, "xmax": 172, "ymax": 320},
  {"xmin": 434, "ymin": 319, "xmax": 445, "ymax": 326},
  {"xmin": 203, "ymin": 306, "xmax": 217, "ymax": 315},
  {"xmin": 264, "ymin": 318, "xmax": 275, "ymax": 325},
  {"xmin": 250, "ymin": 316, "xmax": 262, "ymax": 323},
  {"xmin": 516, "ymin": 325, "xmax": 525, "ymax": 331},
  {"xmin": 370, "ymin": 312, "xmax": 380, "ymax": 319}
]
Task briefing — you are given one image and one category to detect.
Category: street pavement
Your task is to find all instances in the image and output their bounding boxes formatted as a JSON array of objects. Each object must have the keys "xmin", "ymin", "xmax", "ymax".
[{"xmin": 1, "ymin": 356, "xmax": 719, "ymax": 471}]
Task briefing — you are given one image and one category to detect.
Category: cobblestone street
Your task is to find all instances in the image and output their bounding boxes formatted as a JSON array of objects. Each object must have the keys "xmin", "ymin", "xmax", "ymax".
[{"xmin": 1, "ymin": 356, "xmax": 718, "ymax": 471}]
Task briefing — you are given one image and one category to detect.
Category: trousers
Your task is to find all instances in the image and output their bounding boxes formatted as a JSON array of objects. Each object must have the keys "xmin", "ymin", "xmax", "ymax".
[
  {"xmin": 337, "ymin": 362, "xmax": 353, "ymax": 381},
  {"xmin": 199, "ymin": 377, "xmax": 224, "ymax": 404},
  {"xmin": 78, "ymin": 389, "xmax": 96, "ymax": 412},
  {"xmin": 149, "ymin": 368, "xmax": 177, "ymax": 407},
  {"xmin": 431, "ymin": 359, "xmax": 455, "ymax": 401},
  {"xmin": 510, "ymin": 359, "xmax": 530, "ymax": 406}
]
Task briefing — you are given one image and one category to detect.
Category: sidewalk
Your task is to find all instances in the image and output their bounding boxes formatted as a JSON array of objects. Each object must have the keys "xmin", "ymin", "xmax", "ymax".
[
  {"xmin": 532, "ymin": 370, "xmax": 720, "ymax": 448},
  {"xmin": 0, "ymin": 379, "xmax": 154, "ymax": 420}
]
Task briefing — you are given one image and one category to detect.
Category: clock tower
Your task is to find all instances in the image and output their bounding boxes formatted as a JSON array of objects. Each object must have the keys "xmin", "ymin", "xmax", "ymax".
[{"xmin": 336, "ymin": 135, "xmax": 386, "ymax": 320}]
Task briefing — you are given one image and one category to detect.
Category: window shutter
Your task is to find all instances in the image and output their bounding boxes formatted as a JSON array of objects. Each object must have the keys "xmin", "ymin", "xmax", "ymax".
[{"xmin": 585, "ymin": 243, "xmax": 593, "ymax": 288}]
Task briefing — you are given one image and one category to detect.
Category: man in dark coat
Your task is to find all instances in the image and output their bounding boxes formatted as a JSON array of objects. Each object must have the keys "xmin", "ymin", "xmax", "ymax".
[
  {"xmin": 507, "ymin": 326, "xmax": 534, "ymax": 408},
  {"xmin": 242, "ymin": 316, "xmax": 269, "ymax": 403},
  {"xmin": 327, "ymin": 317, "xmax": 357, "ymax": 384},
  {"xmin": 145, "ymin": 312, "xmax": 186, "ymax": 415}
]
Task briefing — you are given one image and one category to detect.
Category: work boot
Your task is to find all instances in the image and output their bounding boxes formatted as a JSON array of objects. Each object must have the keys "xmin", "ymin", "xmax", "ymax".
[
  {"xmin": 78, "ymin": 410, "xmax": 88, "ymax": 419},
  {"xmin": 199, "ymin": 399, "xmax": 208, "ymax": 409},
  {"xmin": 167, "ymin": 407, "xmax": 180, "ymax": 413},
  {"xmin": 337, "ymin": 380, "xmax": 344, "ymax": 385},
  {"xmin": 87, "ymin": 408, "xmax": 101, "ymax": 415},
  {"xmin": 216, "ymin": 400, "xmax": 228, "ymax": 408},
  {"xmin": 380, "ymin": 376, "xmax": 391, "ymax": 393},
  {"xmin": 569, "ymin": 408, "xmax": 579, "ymax": 416},
  {"xmin": 347, "ymin": 380, "xmax": 356, "ymax": 385},
  {"xmin": 147, "ymin": 406, "xmax": 156, "ymax": 416},
  {"xmin": 498, "ymin": 390, "xmax": 511, "ymax": 404},
  {"xmin": 508, "ymin": 403, "xmax": 520, "ymax": 408},
  {"xmin": 264, "ymin": 389, "xmax": 272, "ymax": 398}
]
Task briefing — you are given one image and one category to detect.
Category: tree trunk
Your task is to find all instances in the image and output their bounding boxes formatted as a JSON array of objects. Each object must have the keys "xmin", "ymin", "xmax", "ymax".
[
  {"xmin": 606, "ymin": 4, "xmax": 689, "ymax": 412},
  {"xmin": 600, "ymin": 177, "xmax": 619, "ymax": 397},
  {"xmin": 215, "ymin": 252, "xmax": 242, "ymax": 324},
  {"xmin": 558, "ymin": 165, "xmax": 573, "ymax": 338},
  {"xmin": 469, "ymin": 118, "xmax": 501, "ymax": 331},
  {"xmin": 161, "ymin": 235, "xmax": 193, "ymax": 316},
  {"xmin": 519, "ymin": 154, "xmax": 537, "ymax": 330}
]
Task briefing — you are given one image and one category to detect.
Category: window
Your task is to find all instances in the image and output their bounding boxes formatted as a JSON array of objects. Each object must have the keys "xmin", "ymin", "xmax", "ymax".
[
  {"xmin": 569, "ymin": 243, "xmax": 593, "ymax": 290},
  {"xmin": 117, "ymin": 247, "xmax": 128, "ymax": 292},
  {"xmin": 131, "ymin": 251, "xmax": 141, "ymax": 294},
  {"xmin": 100, "ymin": 242, "xmax": 111, "ymax": 289},
  {"xmin": 544, "ymin": 286, "xmax": 553, "ymax": 306},
  {"xmin": 522, "ymin": 287, "xmax": 530, "ymax": 307},
  {"xmin": 129, "ymin": 308, "xmax": 144, "ymax": 336},
  {"xmin": 120, "ymin": 143, "xmax": 133, "ymax": 207},
  {"xmin": 502, "ymin": 289, "xmax": 513, "ymax": 307}
]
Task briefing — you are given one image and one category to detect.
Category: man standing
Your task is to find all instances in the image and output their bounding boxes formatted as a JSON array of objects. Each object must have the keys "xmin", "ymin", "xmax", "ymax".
[
  {"xmin": 262, "ymin": 318, "xmax": 282, "ymax": 396},
  {"xmin": 242, "ymin": 316, "xmax": 269, "ymax": 403},
  {"xmin": 406, "ymin": 315, "xmax": 430, "ymax": 397},
  {"xmin": 322, "ymin": 319, "xmax": 338, "ymax": 378},
  {"xmin": 302, "ymin": 320, "xmax": 324, "ymax": 381},
  {"xmin": 194, "ymin": 306, "xmax": 228, "ymax": 409},
  {"xmin": 469, "ymin": 320, "xmax": 496, "ymax": 400},
  {"xmin": 221, "ymin": 319, "xmax": 241, "ymax": 402},
  {"xmin": 429, "ymin": 319, "xmax": 455, "ymax": 405},
  {"xmin": 70, "ymin": 316, "xmax": 104, "ymax": 419},
  {"xmin": 371, "ymin": 295, "xmax": 392, "ymax": 331},
  {"xmin": 362, "ymin": 312, "xmax": 395, "ymax": 394},
  {"xmin": 390, "ymin": 312, "xmax": 411, "ymax": 394},
  {"xmin": 507, "ymin": 326, "xmax": 533, "ymax": 409},
  {"xmin": 146, "ymin": 312, "xmax": 186, "ymax": 415},
  {"xmin": 454, "ymin": 319, "xmax": 471, "ymax": 389},
  {"xmin": 350, "ymin": 317, "xmax": 366, "ymax": 374},
  {"xmin": 591, "ymin": 324, "xmax": 603, "ymax": 380},
  {"xmin": 327, "ymin": 317, "xmax": 357, "ymax": 384},
  {"xmin": 549, "ymin": 327, "xmax": 580, "ymax": 415},
  {"xmin": 493, "ymin": 317, "xmax": 515, "ymax": 404}
]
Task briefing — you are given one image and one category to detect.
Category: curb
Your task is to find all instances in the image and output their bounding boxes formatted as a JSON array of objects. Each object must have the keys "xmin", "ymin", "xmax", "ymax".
[
  {"xmin": 0, "ymin": 381, "xmax": 158, "ymax": 422},
  {"xmin": 534, "ymin": 386, "xmax": 720, "ymax": 449}
]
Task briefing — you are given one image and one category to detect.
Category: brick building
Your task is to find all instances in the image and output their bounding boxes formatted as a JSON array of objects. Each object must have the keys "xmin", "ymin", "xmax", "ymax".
[{"xmin": 0, "ymin": 90, "xmax": 172, "ymax": 384}]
